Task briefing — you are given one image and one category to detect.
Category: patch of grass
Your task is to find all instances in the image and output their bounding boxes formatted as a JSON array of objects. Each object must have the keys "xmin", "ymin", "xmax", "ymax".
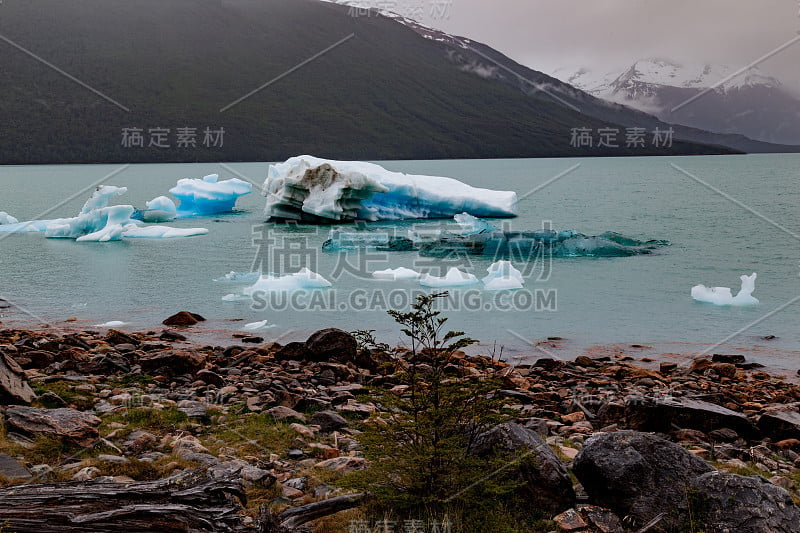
[
  {"xmin": 209, "ymin": 412, "xmax": 297, "ymax": 457},
  {"xmin": 31, "ymin": 381, "xmax": 94, "ymax": 410},
  {"xmin": 106, "ymin": 374, "xmax": 155, "ymax": 388},
  {"xmin": 102, "ymin": 407, "xmax": 190, "ymax": 434},
  {"xmin": 243, "ymin": 484, "xmax": 284, "ymax": 518},
  {"xmin": 709, "ymin": 460, "xmax": 768, "ymax": 478},
  {"xmin": 95, "ymin": 454, "xmax": 202, "ymax": 481}
]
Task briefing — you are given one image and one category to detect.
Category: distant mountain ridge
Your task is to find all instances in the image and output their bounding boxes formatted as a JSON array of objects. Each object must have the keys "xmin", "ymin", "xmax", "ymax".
[
  {"xmin": 554, "ymin": 59, "xmax": 800, "ymax": 145},
  {"xmin": 0, "ymin": 0, "xmax": 796, "ymax": 164}
]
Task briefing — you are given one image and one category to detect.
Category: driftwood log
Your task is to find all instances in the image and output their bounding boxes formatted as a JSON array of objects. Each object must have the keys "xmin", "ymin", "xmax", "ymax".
[{"xmin": 0, "ymin": 468, "xmax": 365, "ymax": 532}]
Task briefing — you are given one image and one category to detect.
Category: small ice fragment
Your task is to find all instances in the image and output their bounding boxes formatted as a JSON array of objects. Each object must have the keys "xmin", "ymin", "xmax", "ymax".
[
  {"xmin": 243, "ymin": 268, "xmax": 332, "ymax": 295},
  {"xmin": 372, "ymin": 267, "xmax": 421, "ymax": 280},
  {"xmin": 691, "ymin": 272, "xmax": 759, "ymax": 306},
  {"xmin": 243, "ymin": 320, "xmax": 274, "ymax": 331},
  {"xmin": 80, "ymin": 186, "xmax": 128, "ymax": 214},
  {"xmin": 419, "ymin": 267, "xmax": 479, "ymax": 287},
  {"xmin": 214, "ymin": 271, "xmax": 261, "ymax": 283},
  {"xmin": 0, "ymin": 212, "xmax": 19, "ymax": 225},
  {"xmin": 454, "ymin": 212, "xmax": 497, "ymax": 235},
  {"xmin": 143, "ymin": 196, "xmax": 178, "ymax": 222},
  {"xmin": 482, "ymin": 260, "xmax": 524, "ymax": 290},
  {"xmin": 94, "ymin": 321, "xmax": 127, "ymax": 327}
]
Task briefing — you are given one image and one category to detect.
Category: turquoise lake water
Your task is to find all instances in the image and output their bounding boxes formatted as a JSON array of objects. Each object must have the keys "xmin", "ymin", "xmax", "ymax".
[{"xmin": 1, "ymin": 154, "xmax": 799, "ymax": 374}]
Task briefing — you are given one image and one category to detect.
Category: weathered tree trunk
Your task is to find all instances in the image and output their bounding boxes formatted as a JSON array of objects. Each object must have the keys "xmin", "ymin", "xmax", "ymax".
[
  {"xmin": 271, "ymin": 493, "xmax": 366, "ymax": 531},
  {"xmin": 0, "ymin": 468, "xmax": 248, "ymax": 532},
  {"xmin": 0, "ymin": 468, "xmax": 366, "ymax": 532}
]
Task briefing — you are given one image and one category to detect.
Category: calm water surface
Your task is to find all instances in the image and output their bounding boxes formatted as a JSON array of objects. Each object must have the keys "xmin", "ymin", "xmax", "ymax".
[{"xmin": 1, "ymin": 154, "xmax": 798, "ymax": 374}]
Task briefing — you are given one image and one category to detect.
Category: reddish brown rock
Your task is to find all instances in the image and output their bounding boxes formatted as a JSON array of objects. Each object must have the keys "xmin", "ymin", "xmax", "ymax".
[
  {"xmin": 162, "ymin": 311, "xmax": 206, "ymax": 327},
  {"xmin": 4, "ymin": 407, "xmax": 100, "ymax": 447}
]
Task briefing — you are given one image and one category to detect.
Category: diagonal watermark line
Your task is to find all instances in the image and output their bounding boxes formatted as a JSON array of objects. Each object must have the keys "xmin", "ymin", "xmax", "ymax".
[
  {"xmin": 443, "ymin": 448, "xmax": 536, "ymax": 502},
  {"xmin": 465, "ymin": 45, "xmax": 581, "ymax": 113},
  {"xmin": 219, "ymin": 163, "xmax": 265, "ymax": 194},
  {"xmin": 506, "ymin": 329, "xmax": 563, "ymax": 361},
  {"xmin": 220, "ymin": 33, "xmax": 356, "ymax": 113},
  {"xmin": 671, "ymin": 35, "xmax": 800, "ymax": 113},
  {"xmin": 0, "ymin": 165, "xmax": 130, "ymax": 243},
  {"xmin": 518, "ymin": 163, "xmax": 581, "ymax": 203},
  {"xmin": 0, "ymin": 32, "xmax": 130, "ymax": 112},
  {"xmin": 0, "ymin": 295, "xmax": 65, "ymax": 333},
  {"xmin": 695, "ymin": 294, "xmax": 800, "ymax": 358},
  {"xmin": 670, "ymin": 163, "xmax": 800, "ymax": 243}
]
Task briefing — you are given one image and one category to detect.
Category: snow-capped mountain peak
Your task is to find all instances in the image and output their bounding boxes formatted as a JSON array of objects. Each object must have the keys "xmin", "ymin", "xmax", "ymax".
[{"xmin": 559, "ymin": 58, "xmax": 782, "ymax": 95}]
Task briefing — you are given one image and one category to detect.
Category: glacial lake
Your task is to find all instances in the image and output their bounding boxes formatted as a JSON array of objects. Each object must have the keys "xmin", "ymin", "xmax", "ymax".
[{"xmin": 1, "ymin": 154, "xmax": 799, "ymax": 375}]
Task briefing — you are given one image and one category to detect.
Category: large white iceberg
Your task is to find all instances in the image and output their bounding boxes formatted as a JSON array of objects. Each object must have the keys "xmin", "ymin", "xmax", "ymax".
[
  {"xmin": 691, "ymin": 273, "xmax": 759, "ymax": 306},
  {"xmin": 419, "ymin": 267, "xmax": 480, "ymax": 288},
  {"xmin": 170, "ymin": 174, "xmax": 252, "ymax": 216},
  {"xmin": 0, "ymin": 212, "xmax": 19, "ymax": 225},
  {"xmin": 0, "ymin": 185, "xmax": 208, "ymax": 241},
  {"xmin": 264, "ymin": 156, "xmax": 518, "ymax": 222},
  {"xmin": 482, "ymin": 260, "xmax": 525, "ymax": 290}
]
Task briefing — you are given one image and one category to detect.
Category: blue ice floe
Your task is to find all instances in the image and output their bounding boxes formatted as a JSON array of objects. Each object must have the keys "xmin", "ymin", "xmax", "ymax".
[
  {"xmin": 0, "ymin": 185, "xmax": 208, "ymax": 241},
  {"xmin": 169, "ymin": 174, "xmax": 252, "ymax": 216}
]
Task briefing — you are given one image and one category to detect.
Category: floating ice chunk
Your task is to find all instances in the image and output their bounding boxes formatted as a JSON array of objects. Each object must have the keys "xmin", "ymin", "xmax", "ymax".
[
  {"xmin": 94, "ymin": 321, "xmax": 127, "ymax": 327},
  {"xmin": 0, "ymin": 186, "xmax": 207, "ymax": 242},
  {"xmin": 122, "ymin": 226, "xmax": 209, "ymax": 239},
  {"xmin": 214, "ymin": 271, "xmax": 261, "ymax": 283},
  {"xmin": 0, "ymin": 212, "xmax": 19, "ymax": 225},
  {"xmin": 328, "ymin": 229, "xmax": 390, "ymax": 248},
  {"xmin": 143, "ymin": 196, "xmax": 178, "ymax": 222},
  {"xmin": 243, "ymin": 268, "xmax": 332, "ymax": 294},
  {"xmin": 243, "ymin": 320, "xmax": 275, "ymax": 331},
  {"xmin": 264, "ymin": 156, "xmax": 518, "ymax": 222},
  {"xmin": 482, "ymin": 260, "xmax": 524, "ymax": 290},
  {"xmin": 691, "ymin": 273, "xmax": 759, "ymax": 306},
  {"xmin": 169, "ymin": 174, "xmax": 252, "ymax": 216},
  {"xmin": 0, "ymin": 220, "xmax": 49, "ymax": 233},
  {"xmin": 80, "ymin": 186, "xmax": 128, "ymax": 214},
  {"xmin": 372, "ymin": 267, "xmax": 421, "ymax": 280},
  {"xmin": 46, "ymin": 205, "xmax": 136, "ymax": 241},
  {"xmin": 222, "ymin": 293, "xmax": 250, "ymax": 302},
  {"xmin": 419, "ymin": 267, "xmax": 479, "ymax": 287},
  {"xmin": 454, "ymin": 212, "xmax": 497, "ymax": 235}
]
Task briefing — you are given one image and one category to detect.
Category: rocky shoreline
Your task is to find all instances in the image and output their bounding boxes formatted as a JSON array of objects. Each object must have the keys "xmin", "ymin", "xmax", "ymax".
[{"xmin": 0, "ymin": 317, "xmax": 798, "ymax": 532}]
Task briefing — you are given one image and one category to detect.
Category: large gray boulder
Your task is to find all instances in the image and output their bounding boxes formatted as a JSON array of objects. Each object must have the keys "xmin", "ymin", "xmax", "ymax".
[
  {"xmin": 690, "ymin": 472, "xmax": 800, "ymax": 533},
  {"xmin": 470, "ymin": 422, "xmax": 575, "ymax": 514},
  {"xmin": 623, "ymin": 397, "xmax": 759, "ymax": 440},
  {"xmin": 573, "ymin": 431, "xmax": 713, "ymax": 528}
]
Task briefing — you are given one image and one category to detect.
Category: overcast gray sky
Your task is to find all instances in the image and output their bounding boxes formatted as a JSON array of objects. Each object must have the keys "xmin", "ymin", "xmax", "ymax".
[{"xmin": 364, "ymin": 0, "xmax": 800, "ymax": 93}]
